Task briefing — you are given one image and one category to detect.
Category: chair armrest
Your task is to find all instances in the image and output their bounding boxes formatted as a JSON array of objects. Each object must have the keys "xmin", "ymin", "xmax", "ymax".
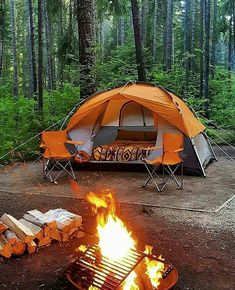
[
  {"xmin": 144, "ymin": 146, "xmax": 162, "ymax": 150},
  {"xmin": 164, "ymin": 148, "xmax": 184, "ymax": 153},
  {"xmin": 65, "ymin": 140, "xmax": 84, "ymax": 146}
]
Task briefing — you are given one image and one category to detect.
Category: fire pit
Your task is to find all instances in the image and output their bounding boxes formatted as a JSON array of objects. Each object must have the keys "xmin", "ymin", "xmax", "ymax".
[{"xmin": 66, "ymin": 192, "xmax": 178, "ymax": 289}]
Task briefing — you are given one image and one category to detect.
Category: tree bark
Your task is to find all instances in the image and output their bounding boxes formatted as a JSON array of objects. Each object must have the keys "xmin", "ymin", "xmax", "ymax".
[
  {"xmin": 77, "ymin": 0, "xmax": 96, "ymax": 99},
  {"xmin": 118, "ymin": 16, "xmax": 125, "ymax": 46},
  {"xmin": 152, "ymin": 0, "xmax": 158, "ymax": 63},
  {"xmin": 199, "ymin": 0, "xmax": 204, "ymax": 98},
  {"xmin": 131, "ymin": 0, "xmax": 147, "ymax": 81},
  {"xmin": 204, "ymin": 0, "xmax": 211, "ymax": 117},
  {"xmin": 141, "ymin": 0, "xmax": 148, "ymax": 48},
  {"xmin": 38, "ymin": 0, "xmax": 43, "ymax": 113},
  {"xmin": 191, "ymin": 0, "xmax": 196, "ymax": 73},
  {"xmin": 9, "ymin": 0, "xmax": 18, "ymax": 97},
  {"xmin": 26, "ymin": 0, "xmax": 37, "ymax": 98},
  {"xmin": 0, "ymin": 0, "xmax": 5, "ymax": 79},
  {"xmin": 43, "ymin": 0, "xmax": 53, "ymax": 91},
  {"xmin": 184, "ymin": 0, "xmax": 191, "ymax": 91},
  {"xmin": 211, "ymin": 0, "xmax": 217, "ymax": 78},
  {"xmin": 165, "ymin": 0, "xmax": 173, "ymax": 71}
]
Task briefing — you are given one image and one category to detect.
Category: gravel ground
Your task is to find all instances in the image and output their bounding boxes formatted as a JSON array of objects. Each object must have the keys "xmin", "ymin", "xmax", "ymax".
[{"xmin": 0, "ymin": 150, "xmax": 234, "ymax": 290}]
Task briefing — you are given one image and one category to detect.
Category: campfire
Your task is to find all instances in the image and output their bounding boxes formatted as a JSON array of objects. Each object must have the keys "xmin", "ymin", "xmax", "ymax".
[{"xmin": 66, "ymin": 192, "xmax": 178, "ymax": 289}]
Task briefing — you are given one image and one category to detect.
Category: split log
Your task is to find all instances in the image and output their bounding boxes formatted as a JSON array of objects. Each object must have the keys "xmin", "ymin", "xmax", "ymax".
[
  {"xmin": 0, "ymin": 214, "xmax": 35, "ymax": 243},
  {"xmin": 3, "ymin": 230, "xmax": 17, "ymax": 245},
  {"xmin": 27, "ymin": 241, "xmax": 37, "ymax": 254},
  {"xmin": 76, "ymin": 231, "xmax": 85, "ymax": 239},
  {"xmin": 23, "ymin": 214, "xmax": 50, "ymax": 237},
  {"xmin": 43, "ymin": 226, "xmax": 50, "ymax": 237},
  {"xmin": 0, "ymin": 234, "xmax": 12, "ymax": 258},
  {"xmin": 12, "ymin": 239, "xmax": 26, "ymax": 256},
  {"xmin": 27, "ymin": 210, "xmax": 57, "ymax": 229},
  {"xmin": 19, "ymin": 219, "xmax": 43, "ymax": 240},
  {"xmin": 56, "ymin": 218, "xmax": 74, "ymax": 233},
  {"xmin": 38, "ymin": 237, "xmax": 51, "ymax": 248},
  {"xmin": 0, "ymin": 221, "xmax": 8, "ymax": 234},
  {"xmin": 49, "ymin": 229, "xmax": 62, "ymax": 242},
  {"xmin": 68, "ymin": 227, "xmax": 78, "ymax": 236},
  {"xmin": 62, "ymin": 232, "xmax": 69, "ymax": 242},
  {"xmin": 45, "ymin": 209, "xmax": 82, "ymax": 230}
]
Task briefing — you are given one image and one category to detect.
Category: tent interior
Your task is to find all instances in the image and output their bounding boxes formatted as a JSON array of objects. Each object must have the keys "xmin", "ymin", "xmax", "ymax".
[{"xmin": 67, "ymin": 96, "xmax": 216, "ymax": 176}]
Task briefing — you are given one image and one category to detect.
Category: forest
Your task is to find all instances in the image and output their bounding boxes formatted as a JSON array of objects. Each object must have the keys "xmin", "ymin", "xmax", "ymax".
[{"xmin": 0, "ymin": 0, "xmax": 234, "ymax": 161}]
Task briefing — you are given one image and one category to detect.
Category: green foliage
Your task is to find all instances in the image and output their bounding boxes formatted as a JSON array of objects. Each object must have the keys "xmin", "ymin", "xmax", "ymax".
[{"xmin": 0, "ymin": 84, "xmax": 80, "ymax": 162}]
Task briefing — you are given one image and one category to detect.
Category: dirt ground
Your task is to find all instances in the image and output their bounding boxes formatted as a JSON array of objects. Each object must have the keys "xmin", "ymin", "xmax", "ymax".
[{"xmin": 0, "ymin": 149, "xmax": 234, "ymax": 290}]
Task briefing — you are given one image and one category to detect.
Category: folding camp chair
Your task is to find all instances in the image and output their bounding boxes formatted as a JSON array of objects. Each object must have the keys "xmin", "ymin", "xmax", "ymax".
[
  {"xmin": 142, "ymin": 132, "xmax": 184, "ymax": 191},
  {"xmin": 142, "ymin": 130, "xmax": 163, "ymax": 191},
  {"xmin": 40, "ymin": 130, "xmax": 80, "ymax": 183},
  {"xmin": 160, "ymin": 132, "xmax": 184, "ymax": 191}
]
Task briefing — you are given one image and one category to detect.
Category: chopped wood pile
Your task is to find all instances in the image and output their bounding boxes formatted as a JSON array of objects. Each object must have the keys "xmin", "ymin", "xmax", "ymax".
[{"xmin": 0, "ymin": 209, "xmax": 83, "ymax": 258}]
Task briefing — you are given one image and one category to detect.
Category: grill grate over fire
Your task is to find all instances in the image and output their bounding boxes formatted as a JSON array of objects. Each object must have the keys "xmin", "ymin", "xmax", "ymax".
[{"xmin": 66, "ymin": 244, "xmax": 174, "ymax": 290}]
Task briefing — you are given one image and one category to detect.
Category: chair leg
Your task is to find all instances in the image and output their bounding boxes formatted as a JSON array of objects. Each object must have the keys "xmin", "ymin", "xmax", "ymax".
[
  {"xmin": 181, "ymin": 162, "xmax": 184, "ymax": 189},
  {"xmin": 143, "ymin": 163, "xmax": 161, "ymax": 191},
  {"xmin": 160, "ymin": 164, "xmax": 183, "ymax": 191}
]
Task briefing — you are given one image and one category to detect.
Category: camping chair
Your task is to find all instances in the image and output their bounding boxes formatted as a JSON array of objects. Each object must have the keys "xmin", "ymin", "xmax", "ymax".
[
  {"xmin": 160, "ymin": 132, "xmax": 184, "ymax": 191},
  {"xmin": 142, "ymin": 132, "xmax": 184, "ymax": 191},
  {"xmin": 40, "ymin": 130, "xmax": 80, "ymax": 183},
  {"xmin": 142, "ymin": 130, "xmax": 163, "ymax": 191}
]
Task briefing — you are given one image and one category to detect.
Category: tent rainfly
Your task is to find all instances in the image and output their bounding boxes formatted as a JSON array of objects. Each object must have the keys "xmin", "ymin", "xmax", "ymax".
[{"xmin": 65, "ymin": 82, "xmax": 216, "ymax": 176}]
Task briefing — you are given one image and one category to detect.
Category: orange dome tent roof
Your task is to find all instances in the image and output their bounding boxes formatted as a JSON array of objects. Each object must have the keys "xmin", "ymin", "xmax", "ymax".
[{"xmin": 66, "ymin": 83, "xmax": 205, "ymax": 138}]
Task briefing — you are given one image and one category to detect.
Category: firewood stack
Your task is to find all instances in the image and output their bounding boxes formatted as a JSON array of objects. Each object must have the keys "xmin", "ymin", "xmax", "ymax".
[{"xmin": 0, "ymin": 209, "xmax": 83, "ymax": 258}]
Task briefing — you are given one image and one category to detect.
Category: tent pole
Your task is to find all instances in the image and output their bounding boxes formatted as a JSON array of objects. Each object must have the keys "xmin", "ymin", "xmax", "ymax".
[
  {"xmin": 191, "ymin": 137, "xmax": 206, "ymax": 177},
  {"xmin": 59, "ymin": 100, "xmax": 83, "ymax": 130}
]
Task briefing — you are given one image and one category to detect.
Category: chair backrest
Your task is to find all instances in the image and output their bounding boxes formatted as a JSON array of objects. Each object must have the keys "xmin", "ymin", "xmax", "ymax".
[
  {"xmin": 162, "ymin": 132, "xmax": 184, "ymax": 165},
  {"xmin": 163, "ymin": 132, "xmax": 184, "ymax": 152},
  {"xmin": 41, "ymin": 130, "xmax": 69, "ymax": 157}
]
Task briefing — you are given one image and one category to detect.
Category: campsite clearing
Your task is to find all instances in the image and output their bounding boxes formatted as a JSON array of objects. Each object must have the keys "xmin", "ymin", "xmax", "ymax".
[{"xmin": 0, "ymin": 151, "xmax": 234, "ymax": 289}]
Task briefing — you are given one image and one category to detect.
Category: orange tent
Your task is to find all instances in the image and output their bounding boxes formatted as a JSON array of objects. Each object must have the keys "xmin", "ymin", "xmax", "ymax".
[
  {"xmin": 65, "ymin": 82, "xmax": 215, "ymax": 176},
  {"xmin": 66, "ymin": 83, "xmax": 204, "ymax": 138}
]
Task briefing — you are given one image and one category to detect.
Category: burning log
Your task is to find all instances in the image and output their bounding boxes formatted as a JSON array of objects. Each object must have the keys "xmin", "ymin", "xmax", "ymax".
[
  {"xmin": 0, "ymin": 234, "xmax": 12, "ymax": 258},
  {"xmin": 0, "ymin": 221, "xmax": 8, "ymax": 234},
  {"xmin": 0, "ymin": 214, "xmax": 35, "ymax": 243}
]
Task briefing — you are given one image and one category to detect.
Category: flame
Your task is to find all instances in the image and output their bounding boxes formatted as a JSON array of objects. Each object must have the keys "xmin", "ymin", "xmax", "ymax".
[
  {"xmin": 144, "ymin": 245, "xmax": 165, "ymax": 288},
  {"xmin": 123, "ymin": 271, "xmax": 139, "ymax": 290},
  {"xmin": 77, "ymin": 244, "xmax": 87, "ymax": 252},
  {"xmin": 86, "ymin": 192, "xmax": 164, "ymax": 290},
  {"xmin": 87, "ymin": 192, "xmax": 136, "ymax": 262}
]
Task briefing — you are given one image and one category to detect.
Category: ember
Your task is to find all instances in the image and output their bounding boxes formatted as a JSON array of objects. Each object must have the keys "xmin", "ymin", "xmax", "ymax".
[{"xmin": 67, "ymin": 192, "xmax": 178, "ymax": 289}]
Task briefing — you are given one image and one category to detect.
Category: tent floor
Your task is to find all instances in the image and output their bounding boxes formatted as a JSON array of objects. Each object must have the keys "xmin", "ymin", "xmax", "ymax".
[{"xmin": 0, "ymin": 150, "xmax": 234, "ymax": 289}]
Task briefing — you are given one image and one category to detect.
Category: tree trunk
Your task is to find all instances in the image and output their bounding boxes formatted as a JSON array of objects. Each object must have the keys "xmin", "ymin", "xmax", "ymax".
[
  {"xmin": 0, "ymin": 0, "xmax": 5, "ymax": 79},
  {"xmin": 131, "ymin": 0, "xmax": 147, "ymax": 81},
  {"xmin": 141, "ymin": 0, "xmax": 148, "ymax": 48},
  {"xmin": 77, "ymin": 0, "xmax": 96, "ymax": 99},
  {"xmin": 204, "ymin": 0, "xmax": 211, "ymax": 117},
  {"xmin": 43, "ymin": 0, "xmax": 53, "ymax": 91},
  {"xmin": 165, "ymin": 0, "xmax": 173, "ymax": 71},
  {"xmin": 118, "ymin": 16, "xmax": 125, "ymax": 46},
  {"xmin": 211, "ymin": 0, "xmax": 217, "ymax": 78},
  {"xmin": 191, "ymin": 0, "xmax": 196, "ymax": 74},
  {"xmin": 38, "ymin": 0, "xmax": 43, "ymax": 113},
  {"xmin": 184, "ymin": 0, "xmax": 191, "ymax": 91},
  {"xmin": 26, "ymin": 0, "xmax": 37, "ymax": 98},
  {"xmin": 199, "ymin": 0, "xmax": 204, "ymax": 98},
  {"xmin": 9, "ymin": 0, "xmax": 18, "ymax": 97},
  {"xmin": 152, "ymin": 0, "xmax": 158, "ymax": 63}
]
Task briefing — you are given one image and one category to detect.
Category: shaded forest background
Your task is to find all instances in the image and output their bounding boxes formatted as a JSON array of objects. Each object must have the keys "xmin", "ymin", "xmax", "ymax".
[{"xmin": 0, "ymin": 0, "xmax": 234, "ymax": 161}]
